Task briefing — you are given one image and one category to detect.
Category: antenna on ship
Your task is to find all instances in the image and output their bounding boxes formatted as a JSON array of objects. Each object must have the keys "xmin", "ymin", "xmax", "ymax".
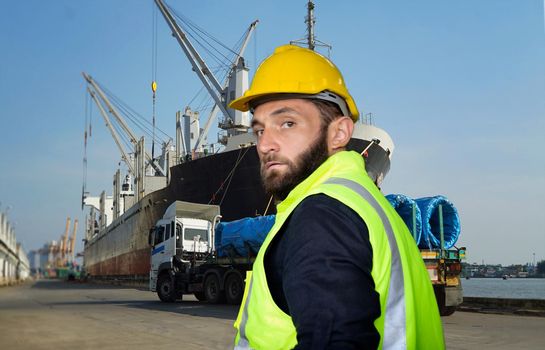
[{"xmin": 291, "ymin": 1, "xmax": 331, "ymax": 53}]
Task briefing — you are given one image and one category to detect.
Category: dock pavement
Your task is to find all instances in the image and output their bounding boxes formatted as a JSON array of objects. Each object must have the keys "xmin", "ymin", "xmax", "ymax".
[{"xmin": 1, "ymin": 280, "xmax": 544, "ymax": 349}]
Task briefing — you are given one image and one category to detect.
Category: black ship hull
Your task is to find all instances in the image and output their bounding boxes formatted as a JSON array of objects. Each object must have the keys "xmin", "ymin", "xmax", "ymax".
[
  {"xmin": 168, "ymin": 147, "xmax": 270, "ymax": 221},
  {"xmin": 84, "ymin": 139, "xmax": 390, "ymax": 278}
]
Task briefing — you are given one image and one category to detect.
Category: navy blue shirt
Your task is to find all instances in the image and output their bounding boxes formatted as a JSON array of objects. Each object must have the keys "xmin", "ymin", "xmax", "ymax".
[{"xmin": 264, "ymin": 194, "xmax": 381, "ymax": 349}]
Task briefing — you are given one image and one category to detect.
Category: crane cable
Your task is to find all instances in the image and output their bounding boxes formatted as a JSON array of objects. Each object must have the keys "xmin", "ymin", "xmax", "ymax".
[
  {"xmin": 82, "ymin": 91, "xmax": 89, "ymax": 209},
  {"xmin": 151, "ymin": 3, "xmax": 158, "ymax": 159},
  {"xmin": 208, "ymin": 146, "xmax": 251, "ymax": 205},
  {"xmin": 99, "ymin": 83, "xmax": 170, "ymax": 142}
]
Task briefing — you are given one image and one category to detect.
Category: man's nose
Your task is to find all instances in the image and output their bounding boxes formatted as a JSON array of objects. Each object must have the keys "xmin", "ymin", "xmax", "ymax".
[{"xmin": 257, "ymin": 129, "xmax": 279, "ymax": 155}]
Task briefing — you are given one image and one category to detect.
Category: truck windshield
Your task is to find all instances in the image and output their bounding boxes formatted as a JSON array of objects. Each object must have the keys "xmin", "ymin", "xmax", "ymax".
[
  {"xmin": 184, "ymin": 228, "xmax": 208, "ymax": 242},
  {"xmin": 154, "ymin": 226, "xmax": 165, "ymax": 245}
]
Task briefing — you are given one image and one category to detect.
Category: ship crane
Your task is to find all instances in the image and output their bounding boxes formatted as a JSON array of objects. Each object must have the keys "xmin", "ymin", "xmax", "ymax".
[
  {"xmin": 83, "ymin": 72, "xmax": 167, "ymax": 177},
  {"xmin": 194, "ymin": 20, "xmax": 258, "ymax": 152},
  {"xmin": 154, "ymin": 0, "xmax": 256, "ymax": 143}
]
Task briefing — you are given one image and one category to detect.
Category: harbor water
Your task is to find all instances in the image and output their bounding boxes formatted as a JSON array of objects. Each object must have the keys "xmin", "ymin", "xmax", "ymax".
[{"xmin": 462, "ymin": 278, "xmax": 545, "ymax": 299}]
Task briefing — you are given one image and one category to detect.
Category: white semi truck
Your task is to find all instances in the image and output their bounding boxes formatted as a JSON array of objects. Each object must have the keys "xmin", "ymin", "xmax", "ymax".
[
  {"xmin": 149, "ymin": 201, "xmax": 254, "ymax": 304},
  {"xmin": 149, "ymin": 200, "xmax": 464, "ymax": 316}
]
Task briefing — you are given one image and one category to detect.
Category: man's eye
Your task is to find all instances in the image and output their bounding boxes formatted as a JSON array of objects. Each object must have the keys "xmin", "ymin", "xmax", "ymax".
[
  {"xmin": 281, "ymin": 121, "xmax": 294, "ymax": 128},
  {"xmin": 254, "ymin": 129, "xmax": 264, "ymax": 137}
]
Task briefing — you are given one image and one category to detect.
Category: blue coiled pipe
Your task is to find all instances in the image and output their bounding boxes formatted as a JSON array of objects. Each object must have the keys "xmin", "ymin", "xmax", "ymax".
[
  {"xmin": 415, "ymin": 196, "xmax": 461, "ymax": 249},
  {"xmin": 386, "ymin": 194, "xmax": 422, "ymax": 245}
]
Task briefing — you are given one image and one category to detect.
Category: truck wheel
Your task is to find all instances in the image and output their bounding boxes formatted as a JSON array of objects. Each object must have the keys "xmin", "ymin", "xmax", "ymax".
[
  {"xmin": 204, "ymin": 274, "xmax": 225, "ymax": 304},
  {"xmin": 193, "ymin": 292, "xmax": 206, "ymax": 301},
  {"xmin": 225, "ymin": 273, "xmax": 244, "ymax": 305},
  {"xmin": 157, "ymin": 274, "xmax": 176, "ymax": 303}
]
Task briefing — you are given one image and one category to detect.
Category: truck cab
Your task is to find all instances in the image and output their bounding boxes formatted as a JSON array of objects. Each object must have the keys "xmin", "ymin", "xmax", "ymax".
[{"xmin": 148, "ymin": 201, "xmax": 220, "ymax": 302}]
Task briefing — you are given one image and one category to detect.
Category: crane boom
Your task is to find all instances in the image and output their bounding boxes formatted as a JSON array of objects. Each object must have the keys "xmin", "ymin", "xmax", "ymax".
[
  {"xmin": 154, "ymin": 0, "xmax": 234, "ymax": 123},
  {"xmin": 237, "ymin": 20, "xmax": 259, "ymax": 63},
  {"xmin": 194, "ymin": 20, "xmax": 258, "ymax": 151},
  {"xmin": 83, "ymin": 72, "xmax": 166, "ymax": 176},
  {"xmin": 87, "ymin": 87, "xmax": 136, "ymax": 175}
]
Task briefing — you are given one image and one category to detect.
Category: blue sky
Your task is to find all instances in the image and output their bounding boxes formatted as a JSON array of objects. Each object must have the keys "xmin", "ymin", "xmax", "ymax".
[{"xmin": 0, "ymin": 0, "xmax": 544, "ymax": 266}]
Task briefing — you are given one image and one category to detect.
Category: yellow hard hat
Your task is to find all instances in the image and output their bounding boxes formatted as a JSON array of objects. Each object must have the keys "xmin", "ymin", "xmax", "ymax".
[{"xmin": 229, "ymin": 44, "xmax": 360, "ymax": 121}]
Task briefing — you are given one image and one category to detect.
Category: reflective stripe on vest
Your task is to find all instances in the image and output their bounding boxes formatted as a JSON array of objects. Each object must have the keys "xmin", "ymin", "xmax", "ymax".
[
  {"xmin": 325, "ymin": 177, "xmax": 407, "ymax": 349},
  {"xmin": 235, "ymin": 275, "xmax": 253, "ymax": 350}
]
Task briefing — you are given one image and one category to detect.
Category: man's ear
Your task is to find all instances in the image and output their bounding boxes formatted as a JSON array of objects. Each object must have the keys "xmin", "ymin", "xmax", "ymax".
[{"xmin": 327, "ymin": 116, "xmax": 354, "ymax": 154}]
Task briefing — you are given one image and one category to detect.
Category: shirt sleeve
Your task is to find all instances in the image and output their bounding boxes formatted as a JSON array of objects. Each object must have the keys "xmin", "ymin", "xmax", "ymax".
[{"xmin": 266, "ymin": 194, "xmax": 381, "ymax": 350}]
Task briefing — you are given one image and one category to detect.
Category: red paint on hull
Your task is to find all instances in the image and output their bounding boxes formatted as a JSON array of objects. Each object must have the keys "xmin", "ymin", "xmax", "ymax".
[{"xmin": 86, "ymin": 247, "xmax": 150, "ymax": 277}]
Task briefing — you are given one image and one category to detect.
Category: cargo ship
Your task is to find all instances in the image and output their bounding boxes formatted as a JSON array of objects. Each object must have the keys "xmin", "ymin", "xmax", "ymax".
[{"xmin": 82, "ymin": 0, "xmax": 395, "ymax": 280}]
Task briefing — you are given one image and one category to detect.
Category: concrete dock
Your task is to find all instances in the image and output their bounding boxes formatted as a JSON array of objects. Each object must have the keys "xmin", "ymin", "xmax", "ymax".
[{"xmin": 1, "ymin": 280, "xmax": 544, "ymax": 349}]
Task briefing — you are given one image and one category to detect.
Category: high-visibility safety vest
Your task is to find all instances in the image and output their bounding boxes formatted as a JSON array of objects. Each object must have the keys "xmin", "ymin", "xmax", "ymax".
[{"xmin": 234, "ymin": 151, "xmax": 445, "ymax": 350}]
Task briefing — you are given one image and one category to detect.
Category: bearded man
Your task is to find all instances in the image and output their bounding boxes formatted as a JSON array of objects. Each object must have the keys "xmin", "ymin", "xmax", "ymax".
[{"xmin": 229, "ymin": 45, "xmax": 444, "ymax": 350}]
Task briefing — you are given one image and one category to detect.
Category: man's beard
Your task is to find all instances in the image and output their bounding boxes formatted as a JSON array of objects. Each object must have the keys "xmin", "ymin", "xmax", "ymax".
[{"xmin": 260, "ymin": 129, "xmax": 329, "ymax": 201}]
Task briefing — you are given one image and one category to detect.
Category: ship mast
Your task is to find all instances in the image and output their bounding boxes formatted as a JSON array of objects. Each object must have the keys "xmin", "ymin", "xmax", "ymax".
[
  {"xmin": 306, "ymin": 0, "xmax": 316, "ymax": 50},
  {"xmin": 291, "ymin": 1, "xmax": 331, "ymax": 52}
]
